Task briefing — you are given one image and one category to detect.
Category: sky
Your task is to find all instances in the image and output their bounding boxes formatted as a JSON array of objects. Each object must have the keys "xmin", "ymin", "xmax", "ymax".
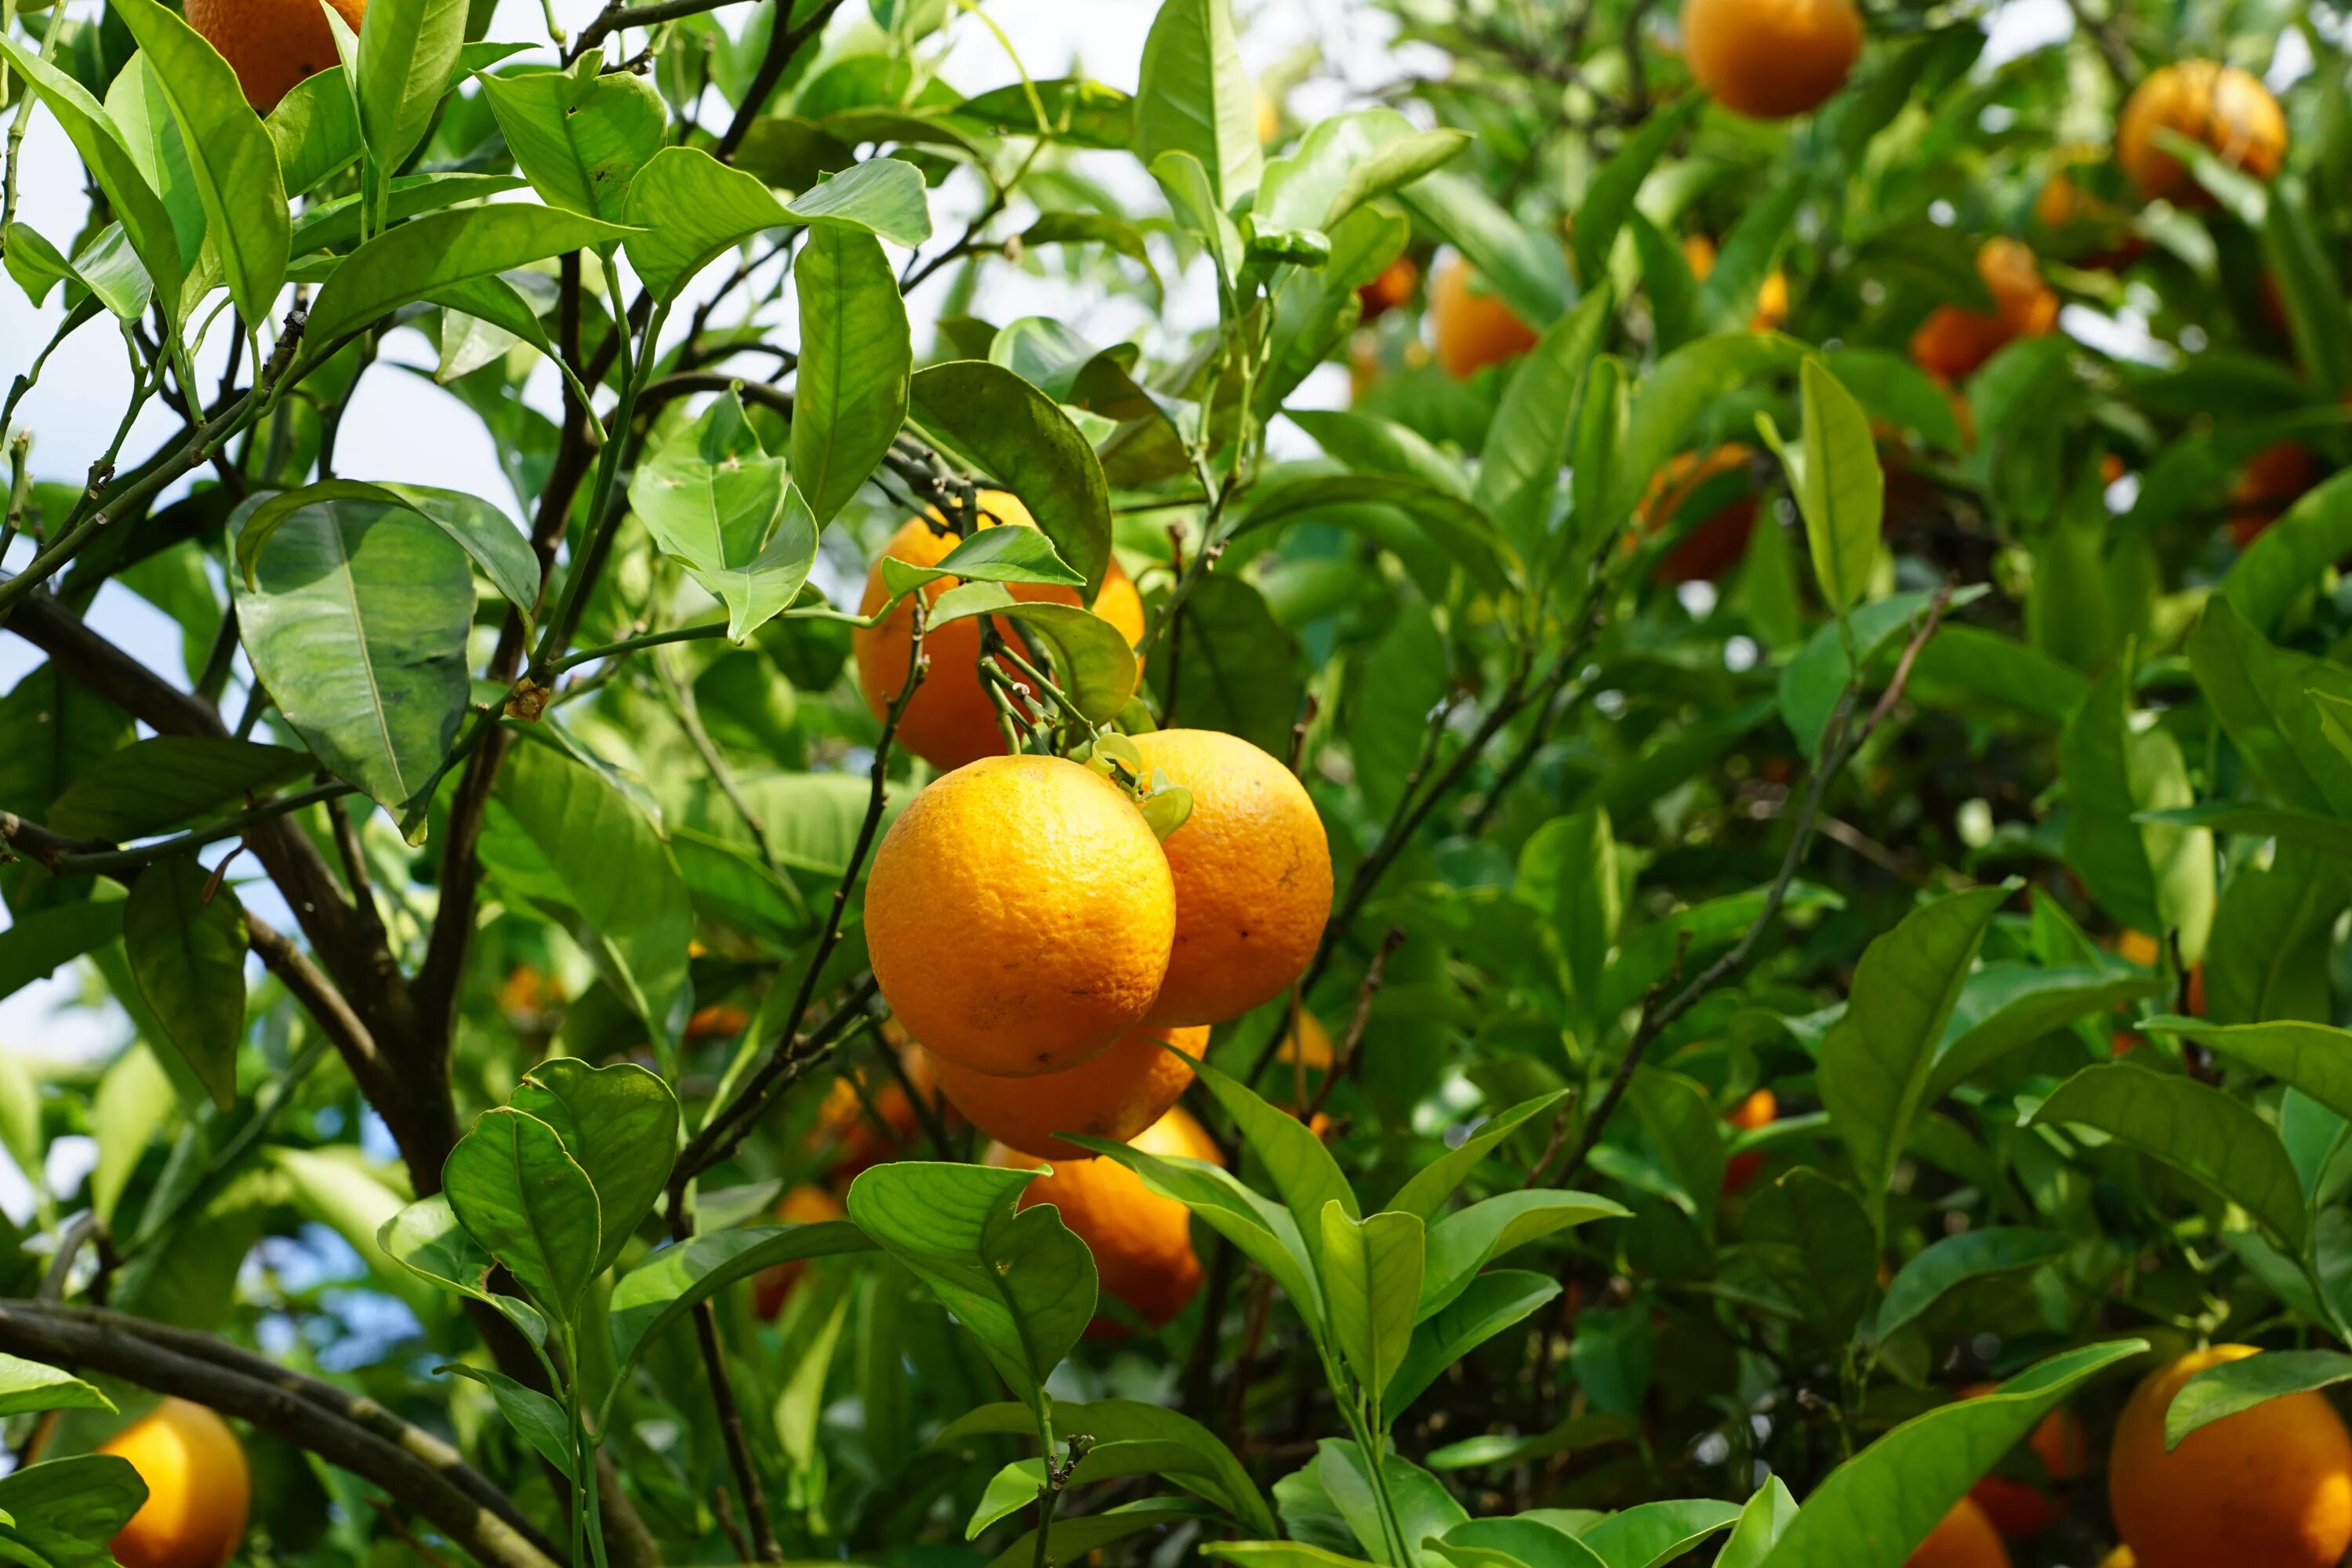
[{"xmin": 0, "ymin": 0, "xmax": 2139, "ymax": 1217}]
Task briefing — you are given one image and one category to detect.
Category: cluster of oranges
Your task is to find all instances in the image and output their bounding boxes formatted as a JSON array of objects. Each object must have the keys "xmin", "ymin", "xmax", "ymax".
[{"xmin": 1908, "ymin": 1345, "xmax": 2352, "ymax": 1567}]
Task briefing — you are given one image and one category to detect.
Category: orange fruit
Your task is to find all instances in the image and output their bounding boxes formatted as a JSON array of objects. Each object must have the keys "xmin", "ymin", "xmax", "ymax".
[
  {"xmin": 1256, "ymin": 92, "xmax": 1281, "ymax": 145},
  {"xmin": 753, "ymin": 1184, "xmax": 849, "ymax": 1318},
  {"xmin": 2118, "ymin": 62, "xmax": 2288, "ymax": 206},
  {"xmin": 1679, "ymin": 0, "xmax": 1861, "ymax": 119},
  {"xmin": 684, "ymin": 1001, "xmax": 750, "ymax": 1042},
  {"xmin": 2100, "ymin": 1550, "xmax": 2137, "ymax": 1568},
  {"xmin": 1960, "ymin": 1381, "xmax": 2089, "ymax": 1537},
  {"xmin": 1722, "ymin": 1087, "xmax": 1777, "ymax": 1192},
  {"xmin": 1356, "ymin": 256, "xmax": 1419, "ymax": 325},
  {"xmin": 989, "ymin": 1106, "xmax": 1222, "ymax": 1331},
  {"xmin": 1277, "ymin": 1009, "xmax": 1336, "ymax": 1071},
  {"xmin": 1906, "ymin": 1498, "xmax": 2009, "ymax": 1567},
  {"xmin": 1431, "ymin": 257, "xmax": 1541, "ymax": 379},
  {"xmin": 100, "ymin": 1399, "xmax": 251, "ymax": 1568},
  {"xmin": 2227, "ymin": 441, "xmax": 2316, "ymax": 546},
  {"xmin": 811, "ymin": 1044, "xmax": 952, "ymax": 1178},
  {"xmin": 1639, "ymin": 445, "xmax": 1761, "ymax": 583},
  {"xmin": 186, "ymin": 0, "xmax": 366, "ymax": 111},
  {"xmin": 1910, "ymin": 239, "xmax": 2060, "ymax": 382},
  {"xmin": 853, "ymin": 493, "xmax": 1147, "ymax": 774},
  {"xmin": 1681, "ymin": 234, "xmax": 1791, "ymax": 330},
  {"xmin": 931, "ymin": 1020, "xmax": 1208, "ymax": 1161},
  {"xmin": 2034, "ymin": 146, "xmax": 2147, "ymax": 269},
  {"xmin": 865, "ymin": 754, "xmax": 1175, "ymax": 1076},
  {"xmin": 2110, "ymin": 1344, "xmax": 2352, "ymax": 1568},
  {"xmin": 1131, "ymin": 729, "xmax": 1334, "ymax": 1027}
]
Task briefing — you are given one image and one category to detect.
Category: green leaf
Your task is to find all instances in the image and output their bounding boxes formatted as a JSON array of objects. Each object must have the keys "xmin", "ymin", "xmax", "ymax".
[
  {"xmin": 1189, "ymin": 1056, "xmax": 1359, "ymax": 1275},
  {"xmin": 266, "ymin": 66, "xmax": 361, "ymax": 194},
  {"xmin": 2151, "ymin": 1018, "xmax": 2352, "ymax": 1123},
  {"xmin": 376, "ymin": 1203, "xmax": 496, "ymax": 1298},
  {"xmin": 443, "ymin": 1105, "xmax": 602, "ymax": 1319},
  {"xmin": 1134, "ymin": 0, "xmax": 1261, "ymax": 207},
  {"xmin": 482, "ymin": 735, "xmax": 692, "ymax": 1036},
  {"xmin": 2259, "ymin": 179, "xmax": 2350, "ymax": 397},
  {"xmin": 988, "ymin": 1504, "xmax": 1214, "ymax": 1568},
  {"xmin": 122, "ymin": 859, "xmax": 247, "ymax": 1111},
  {"xmin": 1232, "ymin": 470, "xmax": 1512, "ymax": 593},
  {"xmin": 907, "ymin": 361, "xmax": 1113, "ymax": 601},
  {"xmin": 1817, "ymin": 884, "xmax": 2009, "ymax": 1229},
  {"xmin": 2165, "ymin": 1349, "xmax": 2352, "ymax": 1450},
  {"xmin": 45, "ymin": 737, "xmax": 306, "ymax": 840},
  {"xmin": 1478, "ymin": 290, "xmax": 1615, "ymax": 566},
  {"xmin": 1611, "ymin": 335, "xmax": 1805, "ymax": 524},
  {"xmin": 881, "ymin": 524, "xmax": 1083, "ymax": 595},
  {"xmin": 1741, "ymin": 1169, "xmax": 1878, "ymax": 1339},
  {"xmin": 481, "ymin": 61, "xmax": 665, "ymax": 220},
  {"xmin": 1580, "ymin": 1499, "xmax": 1744, "ymax": 1568},
  {"xmin": 238, "ymin": 479, "xmax": 537, "ymax": 616},
  {"xmin": 439, "ymin": 1363, "xmax": 573, "ymax": 1478},
  {"xmin": 628, "ymin": 393, "xmax": 816, "ymax": 642},
  {"xmin": 1256, "ymin": 107, "xmax": 1467, "ymax": 234},
  {"xmin": 1693, "ymin": 173, "xmax": 1808, "ymax": 334},
  {"xmin": 2136, "ymin": 800, "xmax": 2352, "ymax": 858},
  {"xmin": 958, "ymin": 77, "xmax": 1135, "ymax": 147},
  {"xmin": 1419, "ymin": 1190, "xmax": 1628, "ymax": 1319},
  {"xmin": 289, "ymin": 172, "xmax": 523, "ymax": 256},
  {"xmin": 306, "ymin": 204, "xmax": 632, "ymax": 345},
  {"xmin": 1715, "ymin": 1479, "xmax": 1799, "ymax": 1568},
  {"xmin": 1923, "ymin": 963, "xmax": 2168, "ymax": 1102},
  {"xmin": 1570, "ymin": 94, "xmax": 1705, "ymax": 287},
  {"xmin": 2201, "ymin": 852, "xmax": 2347, "ymax": 1025},
  {"xmin": 2222, "ymin": 470, "xmax": 2352, "ymax": 637},
  {"xmin": 1423, "ymin": 1412, "xmax": 1637, "ymax": 1472},
  {"xmin": 1570, "ymin": 354, "xmax": 1631, "ymax": 568},
  {"xmin": 1874, "ymin": 1228, "xmax": 2069, "ymax": 1341},
  {"xmin": 2187, "ymin": 596, "xmax": 2352, "ymax": 819},
  {"xmin": 355, "ymin": 0, "xmax": 467, "ymax": 173},
  {"xmin": 969, "ymin": 1442, "xmax": 1223, "ymax": 1538},
  {"xmin": 1289, "ymin": 409, "xmax": 1470, "ymax": 499},
  {"xmin": 512, "ymin": 1059, "xmax": 679, "ymax": 1277},
  {"xmin": 0, "ymin": 1455, "xmax": 150, "ymax": 1568},
  {"xmin": 924, "ymin": 586, "xmax": 1138, "ymax": 722},
  {"xmin": 793, "ymin": 223, "xmax": 912, "ymax": 527},
  {"xmin": 623, "ymin": 146, "xmax": 786, "ymax": 297},
  {"xmin": 1321, "ymin": 1440, "xmax": 1466, "ymax": 1568},
  {"xmin": 1320, "ymin": 1204, "xmax": 1424, "ymax": 1400},
  {"xmin": 110, "ymin": 0, "xmax": 289, "ymax": 328},
  {"xmin": 1396, "ymin": 172, "xmax": 1573, "ymax": 329},
  {"xmin": 2060, "ymin": 663, "xmax": 2215, "ymax": 961},
  {"xmin": 1388, "ymin": 1091, "xmax": 1569, "ymax": 1221},
  {"xmin": 945, "ymin": 1397, "xmax": 1276, "ymax": 1536},
  {"xmin": 605, "ymin": 1221, "xmax": 874, "ymax": 1377},
  {"xmin": 846, "ymin": 1161, "xmax": 1095, "ymax": 1415},
  {"xmin": 1145, "ymin": 574, "xmax": 1301, "ymax": 757},
  {"xmin": 783, "ymin": 158, "xmax": 933, "ymax": 245},
  {"xmin": 1429, "ymin": 1517, "xmax": 1604, "ymax": 1568},
  {"xmin": 1773, "ymin": 358, "xmax": 1882, "ymax": 613},
  {"xmin": 1626, "ymin": 1066, "xmax": 1726, "ymax": 1232},
  {"xmin": 0, "ymin": 38, "xmax": 184, "ymax": 325},
  {"xmin": 1755, "ymin": 1341, "xmax": 2147, "ymax": 1568},
  {"xmin": 231, "ymin": 492, "xmax": 472, "ymax": 821},
  {"xmin": 89, "ymin": 1045, "xmax": 176, "ymax": 1226},
  {"xmin": 0, "ymin": 1355, "xmax": 115, "ymax": 1419},
  {"xmin": 1385, "ymin": 1269, "xmax": 1559, "ymax": 1414},
  {"xmin": 2031, "ymin": 1062, "xmax": 2306, "ymax": 1244},
  {"xmin": 1824, "ymin": 347, "xmax": 1966, "ymax": 452}
]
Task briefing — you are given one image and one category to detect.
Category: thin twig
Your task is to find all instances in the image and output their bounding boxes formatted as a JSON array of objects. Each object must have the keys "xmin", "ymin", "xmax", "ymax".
[{"xmin": 1299, "ymin": 927, "xmax": 1406, "ymax": 1122}]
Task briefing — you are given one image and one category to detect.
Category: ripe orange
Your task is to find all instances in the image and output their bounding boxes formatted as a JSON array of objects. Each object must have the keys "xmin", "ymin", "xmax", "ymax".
[
  {"xmin": 753, "ymin": 1184, "xmax": 849, "ymax": 1318},
  {"xmin": 811, "ymin": 1044, "xmax": 952, "ymax": 1178},
  {"xmin": 1431, "ymin": 257, "xmax": 1540, "ymax": 379},
  {"xmin": 684, "ymin": 1001, "xmax": 750, "ymax": 1042},
  {"xmin": 1960, "ymin": 1381, "xmax": 2089, "ymax": 1537},
  {"xmin": 186, "ymin": 0, "xmax": 366, "ymax": 111},
  {"xmin": 2034, "ymin": 146, "xmax": 2147, "ymax": 269},
  {"xmin": 1722, "ymin": 1087, "xmax": 1776, "ymax": 1192},
  {"xmin": 865, "ymin": 755, "xmax": 1176, "ymax": 1076},
  {"xmin": 2118, "ymin": 62, "xmax": 2288, "ymax": 206},
  {"xmin": 1679, "ymin": 0, "xmax": 1862, "ymax": 119},
  {"xmin": 1132, "ymin": 729, "xmax": 1334, "ymax": 1027},
  {"xmin": 990, "ymin": 1106, "xmax": 1222, "ymax": 1332},
  {"xmin": 1681, "ymin": 234, "xmax": 1791, "ymax": 330},
  {"xmin": 2100, "ymin": 1550, "xmax": 2136, "ymax": 1568},
  {"xmin": 1906, "ymin": 1498, "xmax": 2009, "ymax": 1567},
  {"xmin": 1356, "ymin": 256, "xmax": 1420, "ymax": 325},
  {"xmin": 931, "ymin": 1020, "xmax": 1208, "ymax": 1161},
  {"xmin": 100, "ymin": 1399, "xmax": 251, "ymax": 1568},
  {"xmin": 2227, "ymin": 441, "xmax": 2316, "ymax": 546},
  {"xmin": 1277, "ymin": 1009, "xmax": 1336, "ymax": 1071},
  {"xmin": 1639, "ymin": 445, "xmax": 1760, "ymax": 583},
  {"xmin": 853, "ymin": 493, "xmax": 1147, "ymax": 773},
  {"xmin": 2110, "ymin": 1344, "xmax": 2352, "ymax": 1568},
  {"xmin": 1910, "ymin": 239, "xmax": 2061, "ymax": 382}
]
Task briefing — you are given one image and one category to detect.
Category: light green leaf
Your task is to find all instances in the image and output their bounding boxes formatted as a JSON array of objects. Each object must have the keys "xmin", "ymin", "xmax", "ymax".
[
  {"xmin": 1774, "ymin": 358, "xmax": 1882, "ymax": 613},
  {"xmin": 793, "ymin": 223, "xmax": 912, "ymax": 527},
  {"xmin": 2148, "ymin": 1018, "xmax": 2352, "ymax": 1123},
  {"xmin": 1715, "ymin": 1478, "xmax": 1799, "ymax": 1568},
  {"xmin": 440, "ymin": 1363, "xmax": 574, "ymax": 1478},
  {"xmin": 1388, "ymin": 1091, "xmax": 1569, "ymax": 1221},
  {"xmin": 355, "ymin": 0, "xmax": 467, "ymax": 173},
  {"xmin": 237, "ymin": 479, "xmax": 535, "ymax": 615},
  {"xmin": 628, "ymin": 393, "xmax": 816, "ymax": 642},
  {"xmin": 481, "ymin": 61, "xmax": 665, "ymax": 220},
  {"xmin": 0, "ymin": 1454, "xmax": 150, "ymax": 1568},
  {"xmin": 1257, "ymin": 107, "xmax": 1466, "ymax": 234},
  {"xmin": 1385, "ymin": 1269, "xmax": 1559, "ymax": 1414},
  {"xmin": 1189, "ymin": 1055, "xmax": 1359, "ymax": 1274},
  {"xmin": 1478, "ymin": 290, "xmax": 1615, "ymax": 565},
  {"xmin": 1418, "ymin": 1189, "xmax": 1628, "ymax": 1320},
  {"xmin": 1570, "ymin": 94, "xmax": 1705, "ymax": 286},
  {"xmin": 1320, "ymin": 1203, "xmax": 1424, "ymax": 1400},
  {"xmin": 2060, "ymin": 663, "xmax": 2215, "ymax": 963},
  {"xmin": 512, "ymin": 1059, "xmax": 679, "ymax": 1276},
  {"xmin": 265, "ymin": 65, "xmax": 361, "ymax": 194},
  {"xmin": 923, "ymin": 586, "xmax": 1137, "ymax": 721},
  {"xmin": 306, "ymin": 204, "xmax": 631, "ymax": 346},
  {"xmin": 1580, "ymin": 1499, "xmax": 1743, "ymax": 1568},
  {"xmin": 1612, "ymin": 335, "xmax": 1805, "ymax": 524},
  {"xmin": 782, "ymin": 158, "xmax": 932, "ymax": 245},
  {"xmin": 0, "ymin": 1354, "xmax": 116, "ymax": 1419},
  {"xmin": 1429, "ymin": 1516, "xmax": 1603, "ymax": 1568},
  {"xmin": 1923, "ymin": 963, "xmax": 2168, "ymax": 1102},
  {"xmin": 442, "ymin": 1105, "xmax": 602, "ymax": 1319},
  {"xmin": 1134, "ymin": 0, "xmax": 1261, "ymax": 207},
  {"xmin": 1396, "ymin": 172, "xmax": 1573, "ymax": 330}
]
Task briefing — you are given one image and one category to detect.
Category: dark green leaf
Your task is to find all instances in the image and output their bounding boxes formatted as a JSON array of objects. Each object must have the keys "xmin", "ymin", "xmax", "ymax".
[
  {"xmin": 908, "ymin": 361, "xmax": 1113, "ymax": 601},
  {"xmin": 605, "ymin": 1220, "xmax": 874, "ymax": 1377},
  {"xmin": 2031, "ymin": 1062, "xmax": 2306, "ymax": 1244},
  {"xmin": 512, "ymin": 1059, "xmax": 678, "ymax": 1276},
  {"xmin": 1875, "ymin": 1228, "xmax": 2068, "ymax": 1341},
  {"xmin": 793, "ymin": 223, "xmax": 912, "ymax": 527},
  {"xmin": 1385, "ymin": 1269, "xmax": 1559, "ymax": 1414},
  {"xmin": 122, "ymin": 858, "xmax": 246, "ymax": 1111},
  {"xmin": 443, "ymin": 1106, "xmax": 602, "ymax": 1319},
  {"xmin": 0, "ymin": 1455, "xmax": 149, "ymax": 1568}
]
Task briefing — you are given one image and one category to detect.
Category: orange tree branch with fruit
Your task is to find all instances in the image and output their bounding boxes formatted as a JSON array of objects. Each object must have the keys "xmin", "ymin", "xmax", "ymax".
[{"xmin": 4, "ymin": 0, "xmax": 2352, "ymax": 1566}]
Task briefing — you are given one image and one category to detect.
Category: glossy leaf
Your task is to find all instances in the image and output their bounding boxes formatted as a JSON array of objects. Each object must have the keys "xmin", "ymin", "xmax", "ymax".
[
  {"xmin": 481, "ymin": 60, "xmax": 666, "ymax": 220},
  {"xmin": 266, "ymin": 67, "xmax": 361, "ymax": 194},
  {"xmin": 846, "ymin": 1161, "xmax": 1095, "ymax": 1414},
  {"xmin": 2165, "ymin": 1348, "xmax": 2352, "ymax": 1450},
  {"xmin": 1419, "ymin": 1189, "xmax": 1628, "ymax": 1319},
  {"xmin": 238, "ymin": 479, "xmax": 536, "ymax": 615},
  {"xmin": 2060, "ymin": 663, "xmax": 2215, "ymax": 961},
  {"xmin": 1777, "ymin": 358, "xmax": 1883, "ymax": 614},
  {"xmin": 440, "ymin": 1363, "xmax": 573, "ymax": 1478},
  {"xmin": 924, "ymin": 586, "xmax": 1137, "ymax": 721},
  {"xmin": 1134, "ymin": 0, "xmax": 1261, "ymax": 207},
  {"xmin": 512, "ymin": 1059, "xmax": 679, "ymax": 1276},
  {"xmin": 628, "ymin": 393, "xmax": 815, "ymax": 642},
  {"xmin": 907, "ymin": 361, "xmax": 1112, "ymax": 599},
  {"xmin": 1818, "ymin": 884, "xmax": 2009, "ymax": 1228},
  {"xmin": 1478, "ymin": 290, "xmax": 1615, "ymax": 564},
  {"xmin": 306, "ymin": 205, "xmax": 631, "ymax": 346},
  {"xmin": 355, "ymin": 0, "xmax": 466, "ymax": 174},
  {"xmin": 1580, "ymin": 1499, "xmax": 1743, "ymax": 1568},
  {"xmin": 2147, "ymin": 1018, "xmax": 2352, "ymax": 1123},
  {"xmin": 442, "ymin": 1105, "xmax": 602, "ymax": 1319},
  {"xmin": 46, "ymin": 737, "xmax": 307, "ymax": 840},
  {"xmin": 0, "ymin": 1454, "xmax": 150, "ymax": 1568},
  {"xmin": 793, "ymin": 223, "xmax": 912, "ymax": 526},
  {"xmin": 1715, "ymin": 1479, "xmax": 1799, "ymax": 1568},
  {"xmin": 1257, "ymin": 107, "xmax": 1467, "ymax": 234},
  {"xmin": 1385, "ymin": 1269, "xmax": 1559, "ymax": 1413},
  {"xmin": 1321, "ymin": 1203, "xmax": 1424, "ymax": 1400},
  {"xmin": 1923, "ymin": 963, "xmax": 2168, "ymax": 1102},
  {"xmin": 0, "ymin": 1355, "xmax": 116, "ymax": 1419},
  {"xmin": 232, "ymin": 492, "xmax": 473, "ymax": 821},
  {"xmin": 122, "ymin": 858, "xmax": 247, "ymax": 1111},
  {"xmin": 1388, "ymin": 1091, "xmax": 1568, "ymax": 1220},
  {"xmin": 2031, "ymin": 1062, "xmax": 2306, "ymax": 1244},
  {"xmin": 1430, "ymin": 1517, "xmax": 1604, "ymax": 1568},
  {"xmin": 1875, "ymin": 1228, "xmax": 2068, "ymax": 1341},
  {"xmin": 606, "ymin": 1221, "xmax": 874, "ymax": 1377},
  {"xmin": 1396, "ymin": 172, "xmax": 1573, "ymax": 329}
]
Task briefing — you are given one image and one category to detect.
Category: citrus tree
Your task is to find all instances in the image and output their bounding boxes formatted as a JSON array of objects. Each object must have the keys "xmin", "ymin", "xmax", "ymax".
[{"xmin": 1, "ymin": 0, "xmax": 2350, "ymax": 1566}]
